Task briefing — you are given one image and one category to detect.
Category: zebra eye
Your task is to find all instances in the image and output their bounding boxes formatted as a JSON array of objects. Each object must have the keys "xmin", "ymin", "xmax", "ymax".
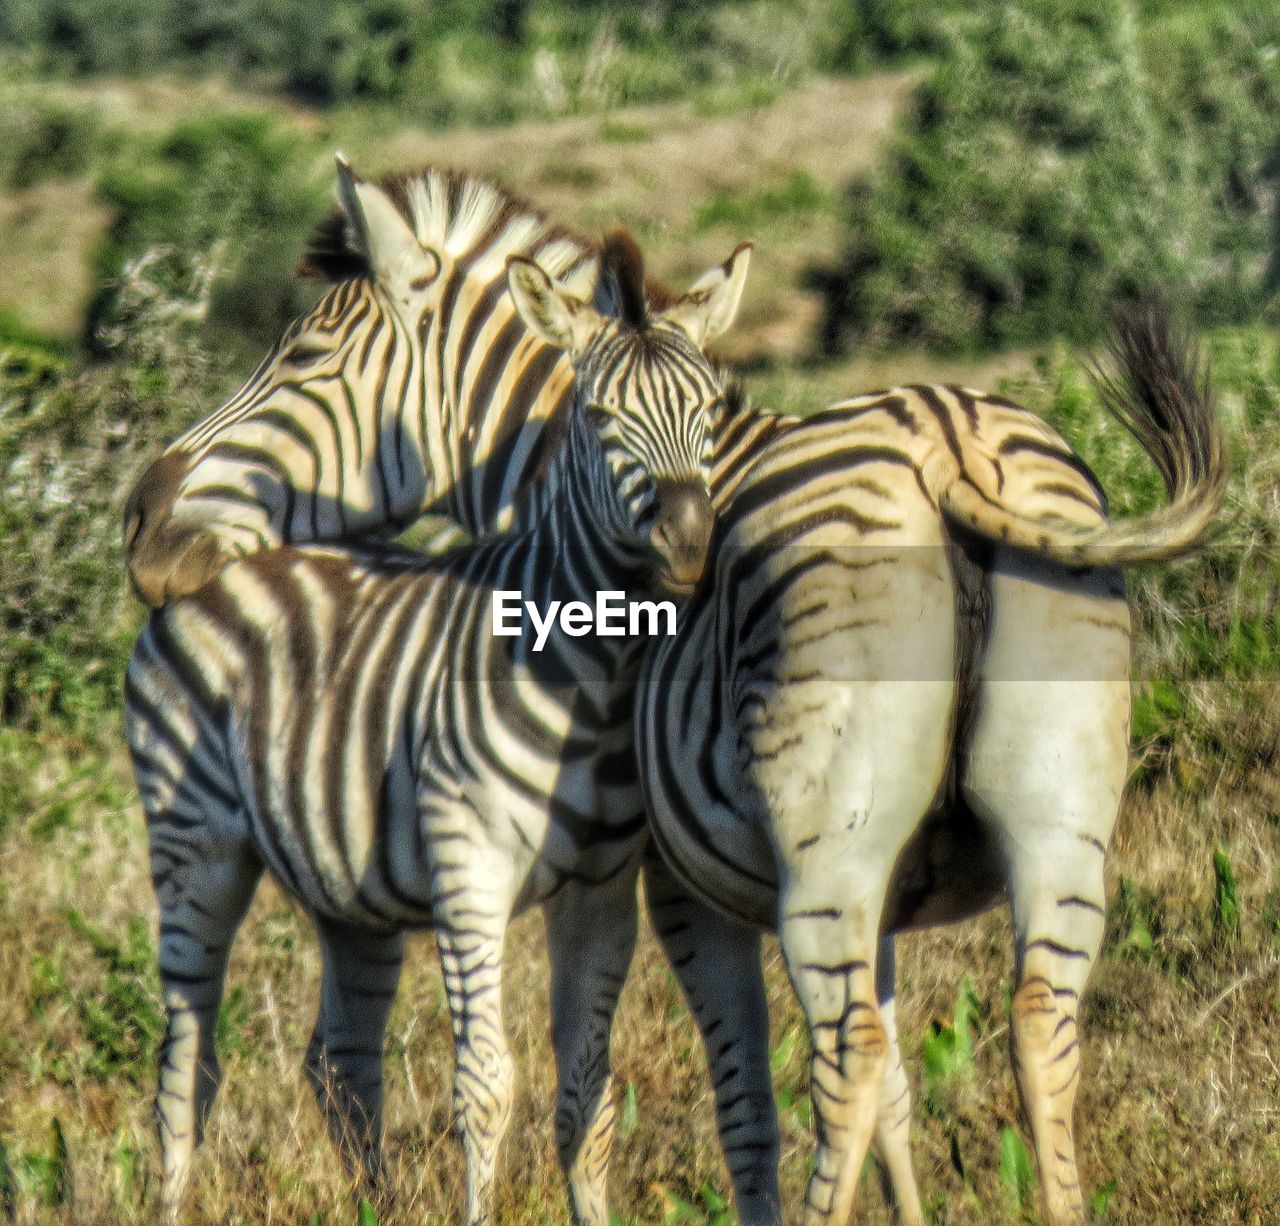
[
  {"xmin": 283, "ymin": 342, "xmax": 331, "ymax": 368},
  {"xmin": 584, "ymin": 405, "xmax": 614, "ymax": 433}
]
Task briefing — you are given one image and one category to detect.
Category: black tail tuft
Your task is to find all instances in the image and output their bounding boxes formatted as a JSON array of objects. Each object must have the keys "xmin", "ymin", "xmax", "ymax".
[{"xmin": 1089, "ymin": 304, "xmax": 1222, "ymax": 501}]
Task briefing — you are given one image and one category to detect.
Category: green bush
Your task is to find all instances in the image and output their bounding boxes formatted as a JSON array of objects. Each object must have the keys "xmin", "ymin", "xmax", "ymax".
[
  {"xmin": 833, "ymin": 0, "xmax": 972, "ymax": 67},
  {"xmin": 0, "ymin": 249, "xmax": 223, "ymax": 729},
  {"xmin": 88, "ymin": 111, "xmax": 323, "ymax": 354},
  {"xmin": 816, "ymin": 0, "xmax": 1280, "ymax": 354},
  {"xmin": 0, "ymin": 0, "xmax": 418, "ymax": 99},
  {"xmin": 1, "ymin": 0, "xmax": 179, "ymax": 76},
  {"xmin": 190, "ymin": 0, "xmax": 419, "ymax": 104},
  {"xmin": 0, "ymin": 0, "xmax": 857, "ymax": 118},
  {"xmin": 0, "ymin": 91, "xmax": 105, "ymax": 190}
]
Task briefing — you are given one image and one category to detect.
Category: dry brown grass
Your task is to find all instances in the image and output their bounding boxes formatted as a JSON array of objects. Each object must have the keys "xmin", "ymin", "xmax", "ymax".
[
  {"xmin": 0, "ymin": 177, "xmax": 108, "ymax": 339},
  {"xmin": 2, "ymin": 699, "xmax": 1278, "ymax": 1225},
  {"xmin": 345, "ymin": 71, "xmax": 916, "ymax": 368},
  {"xmin": 0, "ymin": 70, "xmax": 915, "ymax": 364}
]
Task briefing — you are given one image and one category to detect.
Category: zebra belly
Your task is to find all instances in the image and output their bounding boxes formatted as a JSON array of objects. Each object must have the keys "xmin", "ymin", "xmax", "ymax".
[
  {"xmin": 229, "ymin": 668, "xmax": 649, "ymax": 930},
  {"xmin": 445, "ymin": 748, "xmax": 648, "ymax": 920}
]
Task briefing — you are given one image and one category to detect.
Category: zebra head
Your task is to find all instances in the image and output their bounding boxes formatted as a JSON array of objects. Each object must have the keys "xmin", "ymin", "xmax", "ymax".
[
  {"xmin": 123, "ymin": 157, "xmax": 448, "ymax": 607},
  {"xmin": 507, "ymin": 233, "xmax": 751, "ymax": 594},
  {"xmin": 123, "ymin": 159, "xmax": 602, "ymax": 609}
]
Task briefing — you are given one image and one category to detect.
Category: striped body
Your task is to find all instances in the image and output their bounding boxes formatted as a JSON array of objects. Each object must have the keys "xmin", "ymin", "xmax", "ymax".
[
  {"xmin": 644, "ymin": 398, "xmax": 1128, "ymax": 1226},
  {"xmin": 128, "ymin": 536, "xmax": 648, "ymax": 936},
  {"xmin": 659, "ymin": 382, "xmax": 1115, "ymax": 931},
  {"xmin": 127, "ymin": 527, "xmax": 648, "ymax": 1225},
  {"xmin": 710, "ymin": 381, "xmax": 1109, "ymax": 544},
  {"xmin": 125, "ymin": 238, "xmax": 749, "ymax": 1226},
  {"xmin": 639, "ymin": 316, "xmax": 1222, "ymax": 1226}
]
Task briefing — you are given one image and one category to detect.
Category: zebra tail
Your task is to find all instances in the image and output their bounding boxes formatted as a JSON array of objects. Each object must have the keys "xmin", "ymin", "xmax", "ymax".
[{"xmin": 941, "ymin": 305, "xmax": 1227, "ymax": 568}]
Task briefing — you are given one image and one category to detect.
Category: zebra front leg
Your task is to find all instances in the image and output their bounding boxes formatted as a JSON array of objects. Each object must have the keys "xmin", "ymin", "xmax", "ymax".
[
  {"xmin": 643, "ymin": 852, "xmax": 781, "ymax": 1225},
  {"xmin": 435, "ymin": 890, "xmax": 516, "ymax": 1223},
  {"xmin": 872, "ymin": 936, "xmax": 923, "ymax": 1226},
  {"xmin": 305, "ymin": 917, "xmax": 405, "ymax": 1191},
  {"xmin": 152, "ymin": 838, "xmax": 262, "ymax": 1218},
  {"xmin": 544, "ymin": 867, "xmax": 641, "ymax": 1225},
  {"xmin": 1006, "ymin": 845, "xmax": 1107, "ymax": 1226}
]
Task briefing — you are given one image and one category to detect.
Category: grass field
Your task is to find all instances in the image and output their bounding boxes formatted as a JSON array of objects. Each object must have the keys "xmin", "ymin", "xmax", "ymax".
[
  {"xmin": 2, "ymin": 13, "xmax": 1280, "ymax": 1223},
  {"xmin": 4, "ymin": 675, "xmax": 1279, "ymax": 1224}
]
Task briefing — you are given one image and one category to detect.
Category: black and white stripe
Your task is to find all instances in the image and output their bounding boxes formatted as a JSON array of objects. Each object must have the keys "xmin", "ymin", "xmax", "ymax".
[
  {"xmin": 637, "ymin": 310, "xmax": 1224, "ymax": 1225},
  {"xmin": 125, "ymin": 246, "xmax": 741, "ymax": 1226},
  {"xmin": 123, "ymin": 161, "xmax": 600, "ymax": 607}
]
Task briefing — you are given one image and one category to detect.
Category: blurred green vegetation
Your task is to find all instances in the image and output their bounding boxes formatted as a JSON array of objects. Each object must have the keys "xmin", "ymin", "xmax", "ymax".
[
  {"xmin": 816, "ymin": 0, "xmax": 1280, "ymax": 353},
  {"xmin": 0, "ymin": 249, "xmax": 221, "ymax": 730},
  {"xmin": 0, "ymin": 0, "xmax": 859, "ymax": 117},
  {"xmin": 0, "ymin": 0, "xmax": 1275, "ymax": 762},
  {"xmin": 87, "ymin": 111, "xmax": 324, "ymax": 352},
  {"xmin": 0, "ymin": 88, "xmax": 107, "ymax": 188}
]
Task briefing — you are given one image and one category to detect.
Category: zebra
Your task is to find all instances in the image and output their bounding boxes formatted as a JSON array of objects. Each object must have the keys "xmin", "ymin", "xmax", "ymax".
[
  {"xmin": 636, "ymin": 308, "xmax": 1225, "ymax": 1225},
  {"xmin": 120, "ymin": 159, "xmax": 1205, "ymax": 1222},
  {"xmin": 122, "ymin": 158, "xmax": 793, "ymax": 1222},
  {"xmin": 124, "ymin": 244, "xmax": 745, "ymax": 1224}
]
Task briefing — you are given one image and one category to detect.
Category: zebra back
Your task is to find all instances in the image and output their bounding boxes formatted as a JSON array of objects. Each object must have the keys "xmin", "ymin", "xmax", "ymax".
[{"xmin": 124, "ymin": 160, "xmax": 603, "ymax": 607}]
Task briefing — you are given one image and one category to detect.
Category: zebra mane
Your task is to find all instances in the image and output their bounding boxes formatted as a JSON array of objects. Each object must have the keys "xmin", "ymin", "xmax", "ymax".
[
  {"xmin": 719, "ymin": 380, "xmax": 751, "ymax": 420},
  {"xmin": 599, "ymin": 230, "xmax": 676, "ymax": 329},
  {"xmin": 299, "ymin": 165, "xmax": 595, "ymax": 298},
  {"xmin": 299, "ymin": 166, "xmax": 682, "ymax": 317}
]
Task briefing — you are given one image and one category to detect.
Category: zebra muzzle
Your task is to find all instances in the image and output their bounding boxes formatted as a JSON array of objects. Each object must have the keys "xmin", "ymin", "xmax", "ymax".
[
  {"xmin": 124, "ymin": 447, "xmax": 235, "ymax": 607},
  {"xmin": 650, "ymin": 479, "xmax": 714, "ymax": 595}
]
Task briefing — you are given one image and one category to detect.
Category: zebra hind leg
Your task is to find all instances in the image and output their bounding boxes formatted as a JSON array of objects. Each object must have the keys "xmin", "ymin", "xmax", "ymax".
[
  {"xmin": 1005, "ymin": 844, "xmax": 1107, "ymax": 1226},
  {"xmin": 963, "ymin": 550, "xmax": 1129, "ymax": 1224},
  {"xmin": 779, "ymin": 867, "xmax": 894, "ymax": 1226},
  {"xmin": 544, "ymin": 867, "xmax": 641, "ymax": 1226},
  {"xmin": 643, "ymin": 852, "xmax": 781, "ymax": 1225},
  {"xmin": 152, "ymin": 835, "xmax": 262, "ymax": 1218},
  {"xmin": 871, "ymin": 936, "xmax": 924, "ymax": 1226},
  {"xmin": 305, "ymin": 917, "xmax": 405, "ymax": 1193}
]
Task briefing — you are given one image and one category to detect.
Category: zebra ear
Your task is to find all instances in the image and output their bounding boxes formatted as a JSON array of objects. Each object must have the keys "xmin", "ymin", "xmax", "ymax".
[
  {"xmin": 507, "ymin": 256, "xmax": 602, "ymax": 356},
  {"xmin": 335, "ymin": 153, "xmax": 440, "ymax": 303},
  {"xmin": 665, "ymin": 242, "xmax": 752, "ymax": 345}
]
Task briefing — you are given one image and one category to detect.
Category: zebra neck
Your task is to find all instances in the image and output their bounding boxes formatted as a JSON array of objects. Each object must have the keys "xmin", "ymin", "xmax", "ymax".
[
  {"xmin": 511, "ymin": 433, "xmax": 656, "ymax": 628},
  {"xmin": 427, "ymin": 303, "xmax": 573, "ymax": 538}
]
